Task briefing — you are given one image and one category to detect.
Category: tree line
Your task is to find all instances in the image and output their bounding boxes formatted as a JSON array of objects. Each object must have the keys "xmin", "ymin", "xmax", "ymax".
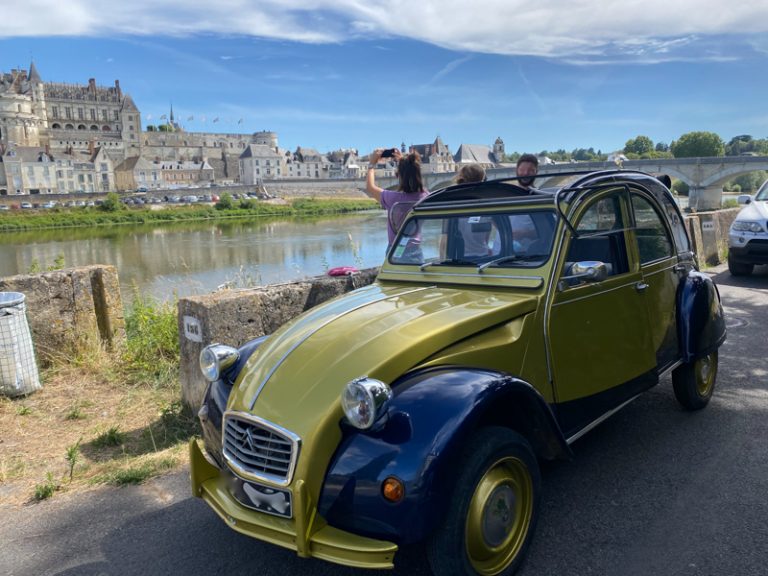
[{"xmin": 506, "ymin": 132, "xmax": 768, "ymax": 193}]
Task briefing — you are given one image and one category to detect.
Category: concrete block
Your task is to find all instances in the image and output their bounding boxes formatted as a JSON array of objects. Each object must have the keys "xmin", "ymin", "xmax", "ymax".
[
  {"xmin": 0, "ymin": 265, "xmax": 125, "ymax": 364},
  {"xmin": 178, "ymin": 268, "xmax": 379, "ymax": 411}
]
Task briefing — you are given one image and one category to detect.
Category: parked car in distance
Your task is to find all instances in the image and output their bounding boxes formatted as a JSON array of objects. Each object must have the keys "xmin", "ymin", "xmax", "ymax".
[
  {"xmin": 20, "ymin": 202, "xmax": 33, "ymax": 209},
  {"xmin": 191, "ymin": 169, "xmax": 726, "ymax": 576},
  {"xmin": 727, "ymin": 179, "xmax": 768, "ymax": 275}
]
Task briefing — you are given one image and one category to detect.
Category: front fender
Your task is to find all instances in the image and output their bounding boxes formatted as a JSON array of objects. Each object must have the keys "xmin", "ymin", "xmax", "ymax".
[
  {"xmin": 677, "ymin": 271, "xmax": 726, "ymax": 363},
  {"xmin": 317, "ymin": 366, "xmax": 568, "ymax": 545}
]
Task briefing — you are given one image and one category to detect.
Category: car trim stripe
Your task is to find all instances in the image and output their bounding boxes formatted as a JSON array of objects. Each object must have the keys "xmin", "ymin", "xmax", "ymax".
[
  {"xmin": 565, "ymin": 393, "xmax": 641, "ymax": 445},
  {"xmin": 248, "ymin": 285, "xmax": 436, "ymax": 410}
]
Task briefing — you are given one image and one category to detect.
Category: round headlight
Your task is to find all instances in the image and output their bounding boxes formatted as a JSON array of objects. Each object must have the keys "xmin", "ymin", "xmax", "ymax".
[
  {"xmin": 341, "ymin": 377, "xmax": 392, "ymax": 430},
  {"xmin": 199, "ymin": 344, "xmax": 239, "ymax": 382}
]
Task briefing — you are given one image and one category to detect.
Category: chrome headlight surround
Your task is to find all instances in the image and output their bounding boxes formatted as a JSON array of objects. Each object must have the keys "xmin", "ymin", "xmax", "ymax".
[
  {"xmin": 199, "ymin": 344, "xmax": 239, "ymax": 382},
  {"xmin": 341, "ymin": 377, "xmax": 392, "ymax": 430},
  {"xmin": 731, "ymin": 220, "xmax": 765, "ymax": 233}
]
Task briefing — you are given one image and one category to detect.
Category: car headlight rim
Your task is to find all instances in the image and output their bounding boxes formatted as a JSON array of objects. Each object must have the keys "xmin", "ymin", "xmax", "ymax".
[
  {"xmin": 341, "ymin": 377, "xmax": 392, "ymax": 430},
  {"xmin": 732, "ymin": 220, "xmax": 764, "ymax": 233},
  {"xmin": 199, "ymin": 344, "xmax": 240, "ymax": 382}
]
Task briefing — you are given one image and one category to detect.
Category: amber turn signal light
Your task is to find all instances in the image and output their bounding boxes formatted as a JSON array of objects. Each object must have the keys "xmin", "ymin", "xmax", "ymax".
[{"xmin": 382, "ymin": 477, "xmax": 405, "ymax": 503}]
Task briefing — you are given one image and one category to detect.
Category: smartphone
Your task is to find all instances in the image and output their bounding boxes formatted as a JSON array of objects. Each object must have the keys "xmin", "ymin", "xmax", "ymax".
[{"xmin": 381, "ymin": 148, "xmax": 396, "ymax": 158}]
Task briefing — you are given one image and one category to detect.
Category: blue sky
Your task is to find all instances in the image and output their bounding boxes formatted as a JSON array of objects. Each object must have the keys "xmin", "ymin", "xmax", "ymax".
[{"xmin": 2, "ymin": 1, "xmax": 768, "ymax": 156}]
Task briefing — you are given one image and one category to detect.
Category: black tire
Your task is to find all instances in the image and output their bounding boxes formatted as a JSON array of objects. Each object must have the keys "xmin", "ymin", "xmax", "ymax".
[
  {"xmin": 427, "ymin": 427, "xmax": 541, "ymax": 576},
  {"xmin": 728, "ymin": 255, "xmax": 753, "ymax": 276},
  {"xmin": 672, "ymin": 350, "xmax": 718, "ymax": 411}
]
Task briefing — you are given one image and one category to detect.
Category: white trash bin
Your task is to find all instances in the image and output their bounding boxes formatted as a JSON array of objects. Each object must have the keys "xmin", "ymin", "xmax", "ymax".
[{"xmin": 0, "ymin": 292, "xmax": 41, "ymax": 397}]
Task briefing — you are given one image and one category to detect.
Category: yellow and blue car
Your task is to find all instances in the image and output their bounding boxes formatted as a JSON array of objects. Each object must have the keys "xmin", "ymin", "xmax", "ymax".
[{"xmin": 190, "ymin": 169, "xmax": 726, "ymax": 576}]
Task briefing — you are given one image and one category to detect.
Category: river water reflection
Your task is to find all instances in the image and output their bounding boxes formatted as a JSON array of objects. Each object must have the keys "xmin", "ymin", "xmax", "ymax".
[{"xmin": 0, "ymin": 212, "xmax": 390, "ymax": 303}]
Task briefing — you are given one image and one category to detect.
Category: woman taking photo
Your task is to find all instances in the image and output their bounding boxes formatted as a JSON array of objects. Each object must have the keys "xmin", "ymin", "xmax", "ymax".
[{"xmin": 365, "ymin": 148, "xmax": 429, "ymax": 249}]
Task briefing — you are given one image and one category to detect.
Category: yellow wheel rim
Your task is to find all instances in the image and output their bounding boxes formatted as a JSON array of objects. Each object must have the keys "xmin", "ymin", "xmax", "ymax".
[
  {"xmin": 695, "ymin": 353, "xmax": 717, "ymax": 397},
  {"xmin": 465, "ymin": 456, "xmax": 533, "ymax": 575}
]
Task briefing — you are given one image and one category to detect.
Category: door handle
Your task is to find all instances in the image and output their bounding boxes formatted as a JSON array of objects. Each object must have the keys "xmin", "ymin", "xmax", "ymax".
[
  {"xmin": 673, "ymin": 264, "xmax": 687, "ymax": 273},
  {"xmin": 635, "ymin": 282, "xmax": 649, "ymax": 292}
]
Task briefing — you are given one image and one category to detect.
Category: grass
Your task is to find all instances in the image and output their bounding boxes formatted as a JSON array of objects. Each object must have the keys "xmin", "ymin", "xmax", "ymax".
[
  {"xmin": 0, "ymin": 295, "xmax": 199, "ymax": 505},
  {"xmin": 0, "ymin": 197, "xmax": 378, "ymax": 233}
]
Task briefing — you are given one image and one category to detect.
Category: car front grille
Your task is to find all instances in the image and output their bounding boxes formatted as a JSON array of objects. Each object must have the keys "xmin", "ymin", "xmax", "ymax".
[{"xmin": 222, "ymin": 413, "xmax": 300, "ymax": 486}]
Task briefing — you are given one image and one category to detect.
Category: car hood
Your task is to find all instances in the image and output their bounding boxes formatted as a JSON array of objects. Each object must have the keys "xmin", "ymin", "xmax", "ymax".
[
  {"xmin": 735, "ymin": 200, "xmax": 768, "ymax": 222},
  {"xmin": 227, "ymin": 282, "xmax": 537, "ymax": 439}
]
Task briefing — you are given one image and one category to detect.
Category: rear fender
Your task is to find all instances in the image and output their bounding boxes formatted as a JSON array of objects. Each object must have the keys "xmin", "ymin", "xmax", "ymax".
[
  {"xmin": 317, "ymin": 366, "xmax": 569, "ymax": 545},
  {"xmin": 677, "ymin": 271, "xmax": 726, "ymax": 362}
]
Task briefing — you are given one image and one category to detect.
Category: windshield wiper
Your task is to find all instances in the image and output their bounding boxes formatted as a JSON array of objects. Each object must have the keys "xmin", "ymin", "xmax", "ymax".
[
  {"xmin": 478, "ymin": 254, "xmax": 544, "ymax": 272},
  {"xmin": 419, "ymin": 258, "xmax": 477, "ymax": 271}
]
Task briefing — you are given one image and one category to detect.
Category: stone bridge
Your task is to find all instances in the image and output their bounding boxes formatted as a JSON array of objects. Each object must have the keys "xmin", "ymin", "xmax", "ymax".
[{"xmin": 379, "ymin": 155, "xmax": 768, "ymax": 211}]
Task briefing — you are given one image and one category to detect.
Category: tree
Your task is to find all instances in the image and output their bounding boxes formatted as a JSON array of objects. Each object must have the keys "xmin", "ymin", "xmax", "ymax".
[
  {"xmin": 670, "ymin": 131, "xmax": 725, "ymax": 158},
  {"xmin": 624, "ymin": 135, "xmax": 654, "ymax": 155},
  {"xmin": 99, "ymin": 192, "xmax": 124, "ymax": 212},
  {"xmin": 215, "ymin": 192, "xmax": 235, "ymax": 210},
  {"xmin": 655, "ymin": 142, "xmax": 669, "ymax": 152}
]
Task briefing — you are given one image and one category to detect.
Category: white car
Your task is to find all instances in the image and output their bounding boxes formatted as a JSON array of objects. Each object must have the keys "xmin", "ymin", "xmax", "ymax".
[{"xmin": 728, "ymin": 180, "xmax": 768, "ymax": 275}]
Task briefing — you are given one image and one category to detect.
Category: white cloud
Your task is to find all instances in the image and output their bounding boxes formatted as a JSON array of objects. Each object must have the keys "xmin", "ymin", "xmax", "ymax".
[{"xmin": 1, "ymin": 0, "xmax": 767, "ymax": 61}]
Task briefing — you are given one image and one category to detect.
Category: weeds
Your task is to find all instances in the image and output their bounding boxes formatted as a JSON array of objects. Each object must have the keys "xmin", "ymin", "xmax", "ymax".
[
  {"xmin": 95, "ymin": 456, "xmax": 177, "ymax": 486},
  {"xmin": 65, "ymin": 402, "xmax": 87, "ymax": 421},
  {"xmin": 93, "ymin": 426, "xmax": 126, "ymax": 448},
  {"xmin": 65, "ymin": 438, "xmax": 82, "ymax": 481},
  {"xmin": 16, "ymin": 404, "xmax": 32, "ymax": 416},
  {"xmin": 33, "ymin": 472, "xmax": 59, "ymax": 501}
]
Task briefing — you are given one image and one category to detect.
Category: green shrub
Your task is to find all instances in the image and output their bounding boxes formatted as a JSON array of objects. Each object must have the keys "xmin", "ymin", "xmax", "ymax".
[{"xmin": 123, "ymin": 293, "xmax": 179, "ymax": 387}]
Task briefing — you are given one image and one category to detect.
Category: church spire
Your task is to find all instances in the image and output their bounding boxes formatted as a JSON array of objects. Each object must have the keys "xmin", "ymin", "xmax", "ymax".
[{"xmin": 28, "ymin": 61, "xmax": 42, "ymax": 84}]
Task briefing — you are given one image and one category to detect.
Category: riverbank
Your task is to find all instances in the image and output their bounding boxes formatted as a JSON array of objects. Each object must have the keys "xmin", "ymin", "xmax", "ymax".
[{"xmin": 0, "ymin": 197, "xmax": 378, "ymax": 232}]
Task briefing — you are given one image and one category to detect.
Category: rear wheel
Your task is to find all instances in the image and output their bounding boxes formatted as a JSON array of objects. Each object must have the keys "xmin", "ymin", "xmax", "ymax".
[
  {"xmin": 427, "ymin": 427, "xmax": 540, "ymax": 576},
  {"xmin": 727, "ymin": 255, "xmax": 753, "ymax": 276},
  {"xmin": 672, "ymin": 350, "xmax": 718, "ymax": 410}
]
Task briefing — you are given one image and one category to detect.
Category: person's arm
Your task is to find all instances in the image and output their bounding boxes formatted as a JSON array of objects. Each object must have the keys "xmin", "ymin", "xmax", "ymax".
[{"xmin": 365, "ymin": 149, "xmax": 384, "ymax": 202}]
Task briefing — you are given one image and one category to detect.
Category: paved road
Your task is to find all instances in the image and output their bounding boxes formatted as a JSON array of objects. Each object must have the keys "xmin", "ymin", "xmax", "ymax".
[{"xmin": 2, "ymin": 265, "xmax": 766, "ymax": 576}]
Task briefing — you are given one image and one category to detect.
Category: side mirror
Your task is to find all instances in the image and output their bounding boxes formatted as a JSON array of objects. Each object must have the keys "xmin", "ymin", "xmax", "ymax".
[
  {"xmin": 558, "ymin": 261, "xmax": 609, "ymax": 290},
  {"xmin": 737, "ymin": 194, "xmax": 752, "ymax": 205}
]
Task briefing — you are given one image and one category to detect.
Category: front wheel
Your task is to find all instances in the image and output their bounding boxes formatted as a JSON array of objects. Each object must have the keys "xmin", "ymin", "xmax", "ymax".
[
  {"xmin": 727, "ymin": 255, "xmax": 753, "ymax": 276},
  {"xmin": 427, "ymin": 427, "xmax": 541, "ymax": 576},
  {"xmin": 672, "ymin": 350, "xmax": 718, "ymax": 410}
]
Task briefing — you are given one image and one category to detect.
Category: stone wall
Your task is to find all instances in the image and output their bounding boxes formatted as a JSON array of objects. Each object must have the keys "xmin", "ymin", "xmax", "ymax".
[
  {"xmin": 0, "ymin": 265, "xmax": 125, "ymax": 365},
  {"xmin": 177, "ymin": 268, "xmax": 380, "ymax": 410}
]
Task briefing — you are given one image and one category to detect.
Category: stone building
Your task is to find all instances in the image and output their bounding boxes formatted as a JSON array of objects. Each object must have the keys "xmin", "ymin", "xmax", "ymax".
[
  {"xmin": 114, "ymin": 156, "xmax": 164, "ymax": 192},
  {"xmin": 453, "ymin": 138, "xmax": 506, "ymax": 169},
  {"xmin": 410, "ymin": 136, "xmax": 456, "ymax": 174},
  {"xmin": 0, "ymin": 144, "xmax": 114, "ymax": 195},
  {"xmin": 238, "ymin": 144, "xmax": 286, "ymax": 184}
]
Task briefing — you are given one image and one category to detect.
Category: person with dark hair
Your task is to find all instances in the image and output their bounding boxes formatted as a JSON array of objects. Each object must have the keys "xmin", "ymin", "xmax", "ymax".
[
  {"xmin": 516, "ymin": 153, "xmax": 539, "ymax": 190},
  {"xmin": 365, "ymin": 148, "xmax": 429, "ymax": 247}
]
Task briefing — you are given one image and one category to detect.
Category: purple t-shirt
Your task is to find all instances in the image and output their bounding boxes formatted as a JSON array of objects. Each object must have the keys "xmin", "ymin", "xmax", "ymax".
[{"xmin": 380, "ymin": 189, "xmax": 429, "ymax": 245}]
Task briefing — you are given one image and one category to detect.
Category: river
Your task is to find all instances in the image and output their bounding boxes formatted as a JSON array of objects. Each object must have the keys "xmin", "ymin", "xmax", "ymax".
[{"xmin": 0, "ymin": 211, "xmax": 390, "ymax": 304}]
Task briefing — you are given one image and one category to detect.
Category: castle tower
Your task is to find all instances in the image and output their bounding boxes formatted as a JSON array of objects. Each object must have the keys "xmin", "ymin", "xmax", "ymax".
[
  {"xmin": 493, "ymin": 136, "xmax": 505, "ymax": 162},
  {"xmin": 0, "ymin": 66, "xmax": 42, "ymax": 147}
]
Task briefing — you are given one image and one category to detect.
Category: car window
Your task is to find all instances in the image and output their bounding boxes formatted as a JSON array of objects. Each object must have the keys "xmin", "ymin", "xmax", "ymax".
[
  {"xmin": 631, "ymin": 194, "xmax": 674, "ymax": 264},
  {"xmin": 565, "ymin": 193, "xmax": 629, "ymax": 277},
  {"xmin": 389, "ymin": 210, "xmax": 557, "ymax": 268}
]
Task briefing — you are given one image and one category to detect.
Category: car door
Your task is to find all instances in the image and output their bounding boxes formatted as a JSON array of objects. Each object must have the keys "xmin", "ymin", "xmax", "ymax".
[
  {"xmin": 547, "ymin": 187, "xmax": 657, "ymax": 438},
  {"xmin": 628, "ymin": 190, "xmax": 681, "ymax": 370}
]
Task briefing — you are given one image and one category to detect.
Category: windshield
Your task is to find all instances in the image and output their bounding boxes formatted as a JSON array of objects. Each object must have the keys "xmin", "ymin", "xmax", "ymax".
[
  {"xmin": 389, "ymin": 210, "xmax": 557, "ymax": 269},
  {"xmin": 756, "ymin": 180, "xmax": 768, "ymax": 201}
]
